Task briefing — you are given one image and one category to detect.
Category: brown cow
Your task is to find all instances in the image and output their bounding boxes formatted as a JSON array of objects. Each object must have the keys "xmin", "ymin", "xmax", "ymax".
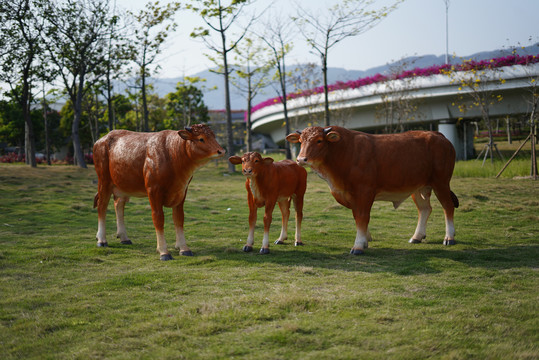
[
  {"xmin": 229, "ymin": 152, "xmax": 307, "ymax": 254},
  {"xmin": 286, "ymin": 126, "xmax": 459, "ymax": 255},
  {"xmin": 93, "ymin": 124, "xmax": 225, "ymax": 260}
]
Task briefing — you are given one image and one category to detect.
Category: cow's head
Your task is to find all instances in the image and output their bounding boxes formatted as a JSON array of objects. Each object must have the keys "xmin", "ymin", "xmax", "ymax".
[
  {"xmin": 286, "ymin": 126, "xmax": 340, "ymax": 167},
  {"xmin": 178, "ymin": 124, "xmax": 225, "ymax": 162},
  {"xmin": 228, "ymin": 152, "xmax": 273, "ymax": 178}
]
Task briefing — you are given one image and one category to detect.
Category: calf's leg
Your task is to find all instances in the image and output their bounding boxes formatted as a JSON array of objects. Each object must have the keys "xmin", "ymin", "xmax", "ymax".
[
  {"xmin": 351, "ymin": 201, "xmax": 372, "ymax": 255},
  {"xmin": 95, "ymin": 185, "xmax": 112, "ymax": 247},
  {"xmin": 148, "ymin": 196, "xmax": 172, "ymax": 260},
  {"xmin": 114, "ymin": 196, "xmax": 132, "ymax": 245},
  {"xmin": 274, "ymin": 199, "xmax": 290, "ymax": 245},
  {"xmin": 409, "ymin": 187, "xmax": 432, "ymax": 244},
  {"xmin": 260, "ymin": 201, "xmax": 276, "ymax": 254},
  {"xmin": 293, "ymin": 193, "xmax": 304, "ymax": 246},
  {"xmin": 173, "ymin": 201, "xmax": 193, "ymax": 256},
  {"xmin": 243, "ymin": 190, "xmax": 257, "ymax": 252},
  {"xmin": 433, "ymin": 186, "xmax": 457, "ymax": 245}
]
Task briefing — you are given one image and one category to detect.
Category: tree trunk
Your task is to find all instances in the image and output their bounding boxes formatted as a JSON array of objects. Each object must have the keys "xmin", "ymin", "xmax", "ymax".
[
  {"xmin": 221, "ymin": 35, "xmax": 235, "ymax": 173},
  {"xmin": 142, "ymin": 70, "xmax": 149, "ymax": 132},
  {"xmin": 21, "ymin": 67, "xmax": 36, "ymax": 167},
  {"xmin": 72, "ymin": 74, "xmax": 87, "ymax": 169},
  {"xmin": 322, "ymin": 53, "xmax": 330, "ymax": 127},
  {"xmin": 107, "ymin": 70, "xmax": 114, "ymax": 131},
  {"xmin": 280, "ymin": 67, "xmax": 291, "ymax": 160}
]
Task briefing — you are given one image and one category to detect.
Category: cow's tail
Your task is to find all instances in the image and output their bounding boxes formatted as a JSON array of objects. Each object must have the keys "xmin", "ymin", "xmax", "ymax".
[
  {"xmin": 93, "ymin": 193, "xmax": 99, "ymax": 209},
  {"xmin": 450, "ymin": 190, "xmax": 459, "ymax": 208}
]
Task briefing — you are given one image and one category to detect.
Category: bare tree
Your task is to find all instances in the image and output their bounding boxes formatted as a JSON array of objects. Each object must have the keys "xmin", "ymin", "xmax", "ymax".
[
  {"xmin": 375, "ymin": 57, "xmax": 424, "ymax": 133},
  {"xmin": 497, "ymin": 54, "xmax": 539, "ymax": 179},
  {"xmin": 293, "ymin": 0, "xmax": 402, "ymax": 126},
  {"xmin": 129, "ymin": 1, "xmax": 180, "ymax": 132},
  {"xmin": 187, "ymin": 0, "xmax": 258, "ymax": 172},
  {"xmin": 288, "ymin": 63, "xmax": 323, "ymax": 128},
  {"xmin": 231, "ymin": 38, "xmax": 271, "ymax": 152},
  {"xmin": 444, "ymin": 60, "xmax": 505, "ymax": 165},
  {"xmin": 259, "ymin": 15, "xmax": 295, "ymax": 159}
]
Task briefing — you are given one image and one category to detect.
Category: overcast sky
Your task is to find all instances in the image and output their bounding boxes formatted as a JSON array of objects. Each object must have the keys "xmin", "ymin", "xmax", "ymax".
[{"xmin": 115, "ymin": 0, "xmax": 539, "ymax": 77}]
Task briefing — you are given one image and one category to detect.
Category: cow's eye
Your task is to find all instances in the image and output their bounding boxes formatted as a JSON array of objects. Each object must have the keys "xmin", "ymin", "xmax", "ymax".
[
  {"xmin": 199, "ymin": 138, "xmax": 204, "ymax": 143},
  {"xmin": 254, "ymin": 159, "xmax": 259, "ymax": 163},
  {"xmin": 317, "ymin": 139, "xmax": 322, "ymax": 144}
]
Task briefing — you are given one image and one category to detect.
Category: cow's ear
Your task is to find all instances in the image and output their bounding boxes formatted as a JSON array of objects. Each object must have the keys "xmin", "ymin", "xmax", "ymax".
[
  {"xmin": 286, "ymin": 133, "xmax": 300, "ymax": 143},
  {"xmin": 326, "ymin": 131, "xmax": 341, "ymax": 143},
  {"xmin": 178, "ymin": 129, "xmax": 193, "ymax": 140},
  {"xmin": 228, "ymin": 156, "xmax": 242, "ymax": 165},
  {"xmin": 262, "ymin": 157, "xmax": 274, "ymax": 165}
]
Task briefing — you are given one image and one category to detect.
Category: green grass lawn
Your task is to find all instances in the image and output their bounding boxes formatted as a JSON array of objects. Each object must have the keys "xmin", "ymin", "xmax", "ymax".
[{"xmin": 0, "ymin": 159, "xmax": 537, "ymax": 359}]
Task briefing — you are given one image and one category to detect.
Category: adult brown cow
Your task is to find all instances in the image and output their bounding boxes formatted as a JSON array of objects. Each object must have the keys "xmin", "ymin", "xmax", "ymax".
[
  {"xmin": 286, "ymin": 126, "xmax": 459, "ymax": 255},
  {"xmin": 93, "ymin": 124, "xmax": 225, "ymax": 260},
  {"xmin": 229, "ymin": 152, "xmax": 307, "ymax": 254}
]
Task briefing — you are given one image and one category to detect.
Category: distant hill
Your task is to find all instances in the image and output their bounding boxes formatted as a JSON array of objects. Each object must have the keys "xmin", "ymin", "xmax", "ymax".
[{"xmin": 145, "ymin": 44, "xmax": 539, "ymax": 110}]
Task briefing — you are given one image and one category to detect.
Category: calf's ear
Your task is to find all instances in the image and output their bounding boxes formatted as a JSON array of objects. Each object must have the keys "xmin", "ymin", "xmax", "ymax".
[
  {"xmin": 178, "ymin": 129, "xmax": 193, "ymax": 140},
  {"xmin": 286, "ymin": 133, "xmax": 300, "ymax": 143},
  {"xmin": 262, "ymin": 157, "xmax": 274, "ymax": 165},
  {"xmin": 228, "ymin": 156, "xmax": 242, "ymax": 165},
  {"xmin": 326, "ymin": 131, "xmax": 341, "ymax": 143}
]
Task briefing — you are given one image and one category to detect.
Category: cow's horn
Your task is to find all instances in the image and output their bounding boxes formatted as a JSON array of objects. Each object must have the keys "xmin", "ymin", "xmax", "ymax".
[
  {"xmin": 323, "ymin": 127, "xmax": 332, "ymax": 134},
  {"xmin": 296, "ymin": 130, "xmax": 302, "ymax": 134},
  {"xmin": 185, "ymin": 126, "xmax": 192, "ymax": 132}
]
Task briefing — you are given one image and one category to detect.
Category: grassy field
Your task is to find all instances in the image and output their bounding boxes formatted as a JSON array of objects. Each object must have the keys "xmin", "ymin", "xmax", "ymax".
[{"xmin": 0, "ymin": 156, "xmax": 538, "ymax": 359}]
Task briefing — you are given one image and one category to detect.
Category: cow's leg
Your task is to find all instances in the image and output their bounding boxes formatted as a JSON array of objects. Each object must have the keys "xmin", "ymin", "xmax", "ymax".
[
  {"xmin": 114, "ymin": 196, "xmax": 132, "ymax": 245},
  {"xmin": 409, "ymin": 187, "xmax": 432, "ymax": 244},
  {"xmin": 350, "ymin": 202, "xmax": 372, "ymax": 255},
  {"xmin": 260, "ymin": 201, "xmax": 276, "ymax": 254},
  {"xmin": 434, "ymin": 186, "xmax": 457, "ymax": 245},
  {"xmin": 173, "ymin": 200, "xmax": 193, "ymax": 256},
  {"xmin": 243, "ymin": 190, "xmax": 257, "ymax": 253},
  {"xmin": 274, "ymin": 199, "xmax": 290, "ymax": 245},
  {"xmin": 293, "ymin": 193, "xmax": 304, "ymax": 246},
  {"xmin": 95, "ymin": 185, "xmax": 112, "ymax": 247},
  {"xmin": 148, "ymin": 197, "xmax": 172, "ymax": 261}
]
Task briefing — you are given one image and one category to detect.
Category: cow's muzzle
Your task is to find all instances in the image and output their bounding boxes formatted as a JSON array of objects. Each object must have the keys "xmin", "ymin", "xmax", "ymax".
[{"xmin": 296, "ymin": 157, "xmax": 309, "ymax": 166}]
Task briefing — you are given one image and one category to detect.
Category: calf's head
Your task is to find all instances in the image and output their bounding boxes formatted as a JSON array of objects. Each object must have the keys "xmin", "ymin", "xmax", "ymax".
[
  {"xmin": 229, "ymin": 152, "xmax": 274, "ymax": 178},
  {"xmin": 286, "ymin": 126, "xmax": 340, "ymax": 167},
  {"xmin": 178, "ymin": 124, "xmax": 225, "ymax": 163}
]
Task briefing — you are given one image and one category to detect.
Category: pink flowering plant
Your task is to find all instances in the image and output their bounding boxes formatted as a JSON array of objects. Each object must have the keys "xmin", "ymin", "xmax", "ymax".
[{"xmin": 249, "ymin": 54, "xmax": 539, "ymax": 116}]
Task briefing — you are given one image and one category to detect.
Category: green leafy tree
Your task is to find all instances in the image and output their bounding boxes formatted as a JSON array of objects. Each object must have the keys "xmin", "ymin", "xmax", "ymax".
[
  {"xmin": 293, "ymin": 0, "xmax": 402, "ymax": 126},
  {"xmin": 0, "ymin": 0, "xmax": 50, "ymax": 166},
  {"xmin": 43, "ymin": 0, "xmax": 116, "ymax": 168},
  {"xmin": 187, "ymin": 0, "xmax": 258, "ymax": 172},
  {"xmin": 166, "ymin": 78, "xmax": 210, "ymax": 129},
  {"xmin": 129, "ymin": 1, "xmax": 180, "ymax": 132}
]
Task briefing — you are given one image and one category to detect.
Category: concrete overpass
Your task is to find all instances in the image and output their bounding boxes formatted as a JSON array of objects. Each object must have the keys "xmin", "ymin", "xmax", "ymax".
[{"xmin": 251, "ymin": 63, "xmax": 539, "ymax": 160}]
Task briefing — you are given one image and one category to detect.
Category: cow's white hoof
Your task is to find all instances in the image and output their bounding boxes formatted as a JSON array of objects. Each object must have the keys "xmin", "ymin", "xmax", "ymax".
[
  {"xmin": 97, "ymin": 242, "xmax": 108, "ymax": 248},
  {"xmin": 350, "ymin": 248, "xmax": 364, "ymax": 255},
  {"xmin": 443, "ymin": 239, "xmax": 456, "ymax": 246},
  {"xmin": 160, "ymin": 254, "xmax": 174, "ymax": 261},
  {"xmin": 243, "ymin": 245, "xmax": 253, "ymax": 252},
  {"xmin": 180, "ymin": 250, "xmax": 193, "ymax": 256},
  {"xmin": 259, "ymin": 247, "xmax": 270, "ymax": 255}
]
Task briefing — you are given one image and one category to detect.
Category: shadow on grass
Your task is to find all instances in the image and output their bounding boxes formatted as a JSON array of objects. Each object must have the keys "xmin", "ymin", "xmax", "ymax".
[{"xmin": 188, "ymin": 243, "xmax": 539, "ymax": 275}]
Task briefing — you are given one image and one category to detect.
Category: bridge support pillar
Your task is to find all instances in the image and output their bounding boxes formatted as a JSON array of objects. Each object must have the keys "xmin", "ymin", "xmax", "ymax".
[{"xmin": 438, "ymin": 120, "xmax": 475, "ymax": 161}]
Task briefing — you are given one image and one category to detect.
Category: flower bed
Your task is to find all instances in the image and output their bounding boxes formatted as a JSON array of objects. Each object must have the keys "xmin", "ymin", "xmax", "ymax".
[{"xmin": 249, "ymin": 54, "xmax": 539, "ymax": 116}]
